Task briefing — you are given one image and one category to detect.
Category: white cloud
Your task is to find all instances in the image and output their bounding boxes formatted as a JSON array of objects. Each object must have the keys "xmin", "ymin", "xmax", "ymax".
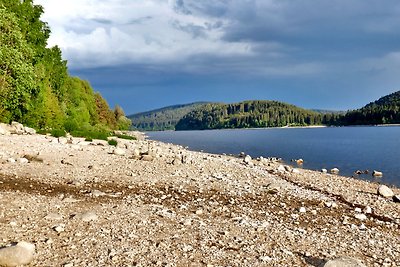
[{"xmin": 34, "ymin": 0, "xmax": 257, "ymax": 69}]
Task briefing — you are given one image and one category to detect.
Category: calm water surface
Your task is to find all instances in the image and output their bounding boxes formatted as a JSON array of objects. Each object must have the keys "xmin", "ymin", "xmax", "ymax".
[{"xmin": 147, "ymin": 126, "xmax": 400, "ymax": 187}]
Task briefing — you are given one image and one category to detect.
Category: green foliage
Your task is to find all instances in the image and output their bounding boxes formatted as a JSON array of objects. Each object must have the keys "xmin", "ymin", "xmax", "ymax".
[
  {"xmin": 108, "ymin": 139, "xmax": 118, "ymax": 146},
  {"xmin": 70, "ymin": 126, "xmax": 110, "ymax": 141},
  {"xmin": 128, "ymin": 102, "xmax": 209, "ymax": 131},
  {"xmin": 0, "ymin": 1, "xmax": 126, "ymax": 133},
  {"xmin": 333, "ymin": 91, "xmax": 400, "ymax": 125},
  {"xmin": 50, "ymin": 129, "xmax": 66, "ymax": 138},
  {"xmin": 115, "ymin": 134, "xmax": 136, "ymax": 140},
  {"xmin": 175, "ymin": 101, "xmax": 325, "ymax": 130}
]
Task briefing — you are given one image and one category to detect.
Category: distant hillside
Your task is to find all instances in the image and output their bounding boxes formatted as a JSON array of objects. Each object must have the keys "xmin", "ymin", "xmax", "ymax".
[
  {"xmin": 175, "ymin": 100, "xmax": 331, "ymax": 130},
  {"xmin": 128, "ymin": 102, "xmax": 209, "ymax": 131},
  {"xmin": 337, "ymin": 90, "xmax": 400, "ymax": 125}
]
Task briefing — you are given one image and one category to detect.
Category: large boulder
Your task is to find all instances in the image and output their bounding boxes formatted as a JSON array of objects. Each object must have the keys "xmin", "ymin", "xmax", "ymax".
[
  {"xmin": 0, "ymin": 241, "xmax": 35, "ymax": 267},
  {"xmin": 378, "ymin": 185, "xmax": 394, "ymax": 198},
  {"xmin": 0, "ymin": 124, "xmax": 10, "ymax": 135}
]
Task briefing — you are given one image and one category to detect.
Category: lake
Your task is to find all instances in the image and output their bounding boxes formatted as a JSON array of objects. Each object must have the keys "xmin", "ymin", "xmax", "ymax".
[{"xmin": 147, "ymin": 126, "xmax": 400, "ymax": 187}]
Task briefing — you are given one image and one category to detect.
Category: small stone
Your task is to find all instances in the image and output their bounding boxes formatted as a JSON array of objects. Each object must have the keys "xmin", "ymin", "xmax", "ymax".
[
  {"xmin": 18, "ymin": 158, "xmax": 29, "ymax": 164},
  {"xmin": 91, "ymin": 190, "xmax": 106, "ymax": 197},
  {"xmin": 321, "ymin": 168, "xmax": 328, "ymax": 173},
  {"xmin": 330, "ymin": 168, "xmax": 340, "ymax": 174},
  {"xmin": 0, "ymin": 241, "xmax": 35, "ymax": 267},
  {"xmin": 354, "ymin": 213, "xmax": 367, "ymax": 221},
  {"xmin": 113, "ymin": 148, "xmax": 125, "ymax": 156},
  {"xmin": 244, "ymin": 155, "xmax": 252, "ymax": 164},
  {"xmin": 45, "ymin": 213, "xmax": 63, "ymax": 220},
  {"xmin": 277, "ymin": 165, "xmax": 286, "ymax": 172},
  {"xmin": 372, "ymin": 170, "xmax": 383, "ymax": 177},
  {"xmin": 359, "ymin": 224, "xmax": 367, "ymax": 230},
  {"xmin": 64, "ymin": 263, "xmax": 74, "ymax": 267},
  {"xmin": 354, "ymin": 207, "xmax": 362, "ymax": 213},
  {"xmin": 377, "ymin": 185, "xmax": 394, "ymax": 198},
  {"xmin": 292, "ymin": 168, "xmax": 300, "ymax": 174},
  {"xmin": 54, "ymin": 224, "xmax": 65, "ymax": 233},
  {"xmin": 76, "ymin": 211, "xmax": 98, "ymax": 222},
  {"xmin": 299, "ymin": 207, "xmax": 306, "ymax": 213},
  {"xmin": 141, "ymin": 155, "xmax": 154, "ymax": 161},
  {"xmin": 323, "ymin": 256, "xmax": 366, "ymax": 267},
  {"xmin": 195, "ymin": 209, "xmax": 203, "ymax": 215},
  {"xmin": 363, "ymin": 206, "xmax": 372, "ymax": 214},
  {"xmin": 311, "ymin": 210, "xmax": 317, "ymax": 215},
  {"xmin": 7, "ymin": 158, "xmax": 15, "ymax": 163}
]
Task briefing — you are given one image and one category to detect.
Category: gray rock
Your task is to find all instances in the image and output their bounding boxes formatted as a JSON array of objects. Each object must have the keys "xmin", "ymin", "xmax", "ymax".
[
  {"xmin": 377, "ymin": 185, "xmax": 394, "ymax": 198},
  {"xmin": 0, "ymin": 241, "xmax": 35, "ymax": 267},
  {"xmin": 323, "ymin": 256, "xmax": 366, "ymax": 267},
  {"xmin": 10, "ymin": 121, "xmax": 24, "ymax": 135}
]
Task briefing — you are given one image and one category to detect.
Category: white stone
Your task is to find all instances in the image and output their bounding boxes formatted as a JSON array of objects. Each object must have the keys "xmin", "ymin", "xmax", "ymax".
[
  {"xmin": 330, "ymin": 168, "xmax": 340, "ymax": 174},
  {"xmin": 277, "ymin": 165, "xmax": 286, "ymax": 172},
  {"xmin": 292, "ymin": 168, "xmax": 300, "ymax": 174},
  {"xmin": 363, "ymin": 206, "xmax": 372, "ymax": 214},
  {"xmin": 354, "ymin": 213, "xmax": 367, "ymax": 221},
  {"xmin": 7, "ymin": 158, "xmax": 15, "ymax": 163},
  {"xmin": 45, "ymin": 213, "xmax": 63, "ymax": 220},
  {"xmin": 18, "ymin": 158, "xmax": 29, "ymax": 164},
  {"xmin": 23, "ymin": 127, "xmax": 36, "ymax": 135},
  {"xmin": 91, "ymin": 190, "xmax": 106, "ymax": 197},
  {"xmin": 113, "ymin": 148, "xmax": 125, "ymax": 156},
  {"xmin": 54, "ymin": 224, "xmax": 65, "ymax": 233},
  {"xmin": 0, "ymin": 241, "xmax": 35, "ymax": 267},
  {"xmin": 77, "ymin": 211, "xmax": 98, "ymax": 222},
  {"xmin": 323, "ymin": 256, "xmax": 366, "ymax": 267},
  {"xmin": 354, "ymin": 207, "xmax": 362, "ymax": 213},
  {"xmin": 321, "ymin": 168, "xmax": 328, "ymax": 173},
  {"xmin": 372, "ymin": 170, "xmax": 383, "ymax": 177},
  {"xmin": 299, "ymin": 207, "xmax": 306, "ymax": 213},
  {"xmin": 377, "ymin": 185, "xmax": 394, "ymax": 198},
  {"xmin": 244, "ymin": 155, "xmax": 252, "ymax": 164}
]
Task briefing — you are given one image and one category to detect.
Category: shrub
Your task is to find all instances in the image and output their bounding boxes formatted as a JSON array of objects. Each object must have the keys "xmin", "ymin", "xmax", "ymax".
[
  {"xmin": 115, "ymin": 134, "xmax": 136, "ymax": 140},
  {"xmin": 108, "ymin": 139, "xmax": 118, "ymax": 146},
  {"xmin": 51, "ymin": 129, "xmax": 66, "ymax": 138}
]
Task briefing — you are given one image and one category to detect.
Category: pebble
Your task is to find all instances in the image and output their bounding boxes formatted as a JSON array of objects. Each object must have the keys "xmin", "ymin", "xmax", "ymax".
[
  {"xmin": 113, "ymin": 148, "xmax": 125, "ymax": 156},
  {"xmin": 323, "ymin": 256, "xmax": 366, "ymax": 267},
  {"xmin": 54, "ymin": 224, "xmax": 65, "ymax": 233},
  {"xmin": 45, "ymin": 213, "xmax": 63, "ymax": 220},
  {"xmin": 76, "ymin": 211, "xmax": 98, "ymax": 222},
  {"xmin": 141, "ymin": 155, "xmax": 154, "ymax": 161},
  {"xmin": 330, "ymin": 168, "xmax": 340, "ymax": 174},
  {"xmin": 363, "ymin": 206, "xmax": 372, "ymax": 214},
  {"xmin": 7, "ymin": 158, "xmax": 15, "ymax": 163},
  {"xmin": 91, "ymin": 190, "xmax": 106, "ymax": 197},
  {"xmin": 377, "ymin": 185, "xmax": 394, "ymax": 198},
  {"xmin": 18, "ymin": 158, "xmax": 29, "ymax": 164},
  {"xmin": 299, "ymin": 207, "xmax": 306, "ymax": 213},
  {"xmin": 354, "ymin": 213, "xmax": 367, "ymax": 221},
  {"xmin": 0, "ymin": 241, "xmax": 35, "ymax": 267},
  {"xmin": 321, "ymin": 168, "xmax": 328, "ymax": 173}
]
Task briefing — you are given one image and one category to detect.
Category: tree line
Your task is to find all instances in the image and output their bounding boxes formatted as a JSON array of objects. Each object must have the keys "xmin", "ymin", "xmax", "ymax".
[{"xmin": 0, "ymin": 0, "xmax": 130, "ymax": 133}]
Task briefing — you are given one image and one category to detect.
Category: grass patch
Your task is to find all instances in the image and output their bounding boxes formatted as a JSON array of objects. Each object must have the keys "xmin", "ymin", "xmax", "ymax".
[
  {"xmin": 70, "ymin": 129, "xmax": 110, "ymax": 141},
  {"xmin": 51, "ymin": 129, "xmax": 66, "ymax": 138},
  {"xmin": 108, "ymin": 139, "xmax": 118, "ymax": 146},
  {"xmin": 115, "ymin": 134, "xmax": 136, "ymax": 140}
]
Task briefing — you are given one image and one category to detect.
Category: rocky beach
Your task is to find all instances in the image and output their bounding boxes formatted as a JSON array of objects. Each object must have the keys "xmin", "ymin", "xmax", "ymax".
[{"xmin": 0, "ymin": 123, "xmax": 399, "ymax": 266}]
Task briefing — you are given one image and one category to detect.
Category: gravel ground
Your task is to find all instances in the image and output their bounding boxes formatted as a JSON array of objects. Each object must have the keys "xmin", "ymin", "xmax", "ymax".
[{"xmin": 0, "ymin": 132, "xmax": 399, "ymax": 266}]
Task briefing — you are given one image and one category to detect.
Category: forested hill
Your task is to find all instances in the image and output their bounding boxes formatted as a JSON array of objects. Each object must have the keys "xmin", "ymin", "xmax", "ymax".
[
  {"xmin": 175, "ymin": 100, "xmax": 335, "ymax": 130},
  {"xmin": 0, "ymin": 1, "xmax": 130, "ymax": 132},
  {"xmin": 128, "ymin": 102, "xmax": 209, "ymax": 131},
  {"xmin": 336, "ymin": 90, "xmax": 400, "ymax": 125}
]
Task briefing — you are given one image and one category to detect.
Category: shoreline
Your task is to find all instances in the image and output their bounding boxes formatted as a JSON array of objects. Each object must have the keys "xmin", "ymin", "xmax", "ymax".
[{"xmin": 0, "ymin": 129, "xmax": 399, "ymax": 266}]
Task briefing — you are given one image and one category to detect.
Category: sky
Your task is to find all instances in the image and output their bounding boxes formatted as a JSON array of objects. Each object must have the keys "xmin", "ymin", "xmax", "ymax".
[{"xmin": 34, "ymin": 0, "xmax": 400, "ymax": 114}]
